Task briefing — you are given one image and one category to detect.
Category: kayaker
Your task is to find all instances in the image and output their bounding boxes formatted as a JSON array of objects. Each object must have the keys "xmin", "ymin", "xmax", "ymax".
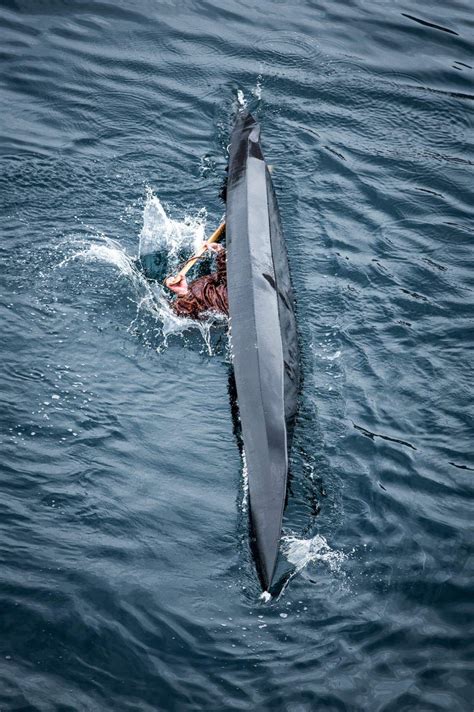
[{"xmin": 165, "ymin": 242, "xmax": 228, "ymax": 319}]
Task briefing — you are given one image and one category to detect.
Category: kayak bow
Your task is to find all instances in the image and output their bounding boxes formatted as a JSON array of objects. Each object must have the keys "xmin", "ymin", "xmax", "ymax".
[{"xmin": 226, "ymin": 113, "xmax": 300, "ymax": 590}]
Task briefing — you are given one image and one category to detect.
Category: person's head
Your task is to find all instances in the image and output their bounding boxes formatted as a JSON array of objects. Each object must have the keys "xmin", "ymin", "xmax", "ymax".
[{"xmin": 165, "ymin": 274, "xmax": 189, "ymax": 297}]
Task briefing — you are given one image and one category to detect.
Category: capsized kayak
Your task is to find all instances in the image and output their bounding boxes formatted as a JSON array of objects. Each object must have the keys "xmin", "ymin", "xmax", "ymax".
[{"xmin": 226, "ymin": 112, "xmax": 300, "ymax": 590}]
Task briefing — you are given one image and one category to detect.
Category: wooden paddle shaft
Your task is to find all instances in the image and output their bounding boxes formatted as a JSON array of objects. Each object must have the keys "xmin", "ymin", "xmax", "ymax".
[{"xmin": 177, "ymin": 222, "xmax": 225, "ymax": 278}]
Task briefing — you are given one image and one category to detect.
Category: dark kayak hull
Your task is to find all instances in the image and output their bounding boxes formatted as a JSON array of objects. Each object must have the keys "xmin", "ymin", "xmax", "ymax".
[{"xmin": 226, "ymin": 113, "xmax": 299, "ymax": 590}]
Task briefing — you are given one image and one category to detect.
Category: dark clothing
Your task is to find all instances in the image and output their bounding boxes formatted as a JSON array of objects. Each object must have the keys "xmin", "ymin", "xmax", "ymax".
[{"xmin": 172, "ymin": 251, "xmax": 228, "ymax": 319}]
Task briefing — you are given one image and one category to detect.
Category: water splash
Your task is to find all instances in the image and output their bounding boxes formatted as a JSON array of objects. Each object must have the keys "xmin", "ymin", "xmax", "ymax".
[
  {"xmin": 60, "ymin": 190, "xmax": 226, "ymax": 354},
  {"xmin": 251, "ymin": 75, "xmax": 263, "ymax": 100},
  {"xmin": 282, "ymin": 534, "xmax": 347, "ymax": 574},
  {"xmin": 236, "ymin": 88, "xmax": 247, "ymax": 109},
  {"xmin": 138, "ymin": 188, "xmax": 206, "ymax": 259},
  {"xmin": 58, "ymin": 235, "xmax": 152, "ymax": 301},
  {"xmin": 236, "ymin": 78, "xmax": 264, "ymax": 113}
]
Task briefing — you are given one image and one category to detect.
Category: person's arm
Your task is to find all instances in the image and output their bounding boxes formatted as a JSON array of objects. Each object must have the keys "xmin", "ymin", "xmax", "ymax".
[
  {"xmin": 172, "ymin": 293, "xmax": 201, "ymax": 319},
  {"xmin": 215, "ymin": 248, "xmax": 226, "ymax": 280}
]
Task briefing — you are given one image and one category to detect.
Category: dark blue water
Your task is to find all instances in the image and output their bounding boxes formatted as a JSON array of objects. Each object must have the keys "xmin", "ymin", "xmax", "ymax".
[{"xmin": 1, "ymin": 1, "xmax": 473, "ymax": 709}]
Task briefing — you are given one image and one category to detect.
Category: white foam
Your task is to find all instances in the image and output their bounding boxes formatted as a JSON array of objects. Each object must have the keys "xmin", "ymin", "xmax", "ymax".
[
  {"xmin": 324, "ymin": 350, "xmax": 341, "ymax": 361},
  {"xmin": 236, "ymin": 89, "xmax": 247, "ymax": 108},
  {"xmin": 251, "ymin": 75, "xmax": 263, "ymax": 100},
  {"xmin": 282, "ymin": 534, "xmax": 346, "ymax": 574},
  {"xmin": 241, "ymin": 449, "xmax": 249, "ymax": 510}
]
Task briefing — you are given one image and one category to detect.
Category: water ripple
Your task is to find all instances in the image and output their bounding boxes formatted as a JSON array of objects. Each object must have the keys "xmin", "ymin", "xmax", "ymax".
[{"xmin": 0, "ymin": 0, "xmax": 472, "ymax": 709}]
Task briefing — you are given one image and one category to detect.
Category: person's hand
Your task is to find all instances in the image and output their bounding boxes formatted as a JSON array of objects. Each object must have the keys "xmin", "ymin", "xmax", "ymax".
[
  {"xmin": 165, "ymin": 274, "xmax": 188, "ymax": 295},
  {"xmin": 202, "ymin": 240, "xmax": 224, "ymax": 253}
]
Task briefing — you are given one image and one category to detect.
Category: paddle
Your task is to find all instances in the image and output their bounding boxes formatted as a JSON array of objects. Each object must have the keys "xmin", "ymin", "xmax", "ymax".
[{"xmin": 165, "ymin": 222, "xmax": 225, "ymax": 286}]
